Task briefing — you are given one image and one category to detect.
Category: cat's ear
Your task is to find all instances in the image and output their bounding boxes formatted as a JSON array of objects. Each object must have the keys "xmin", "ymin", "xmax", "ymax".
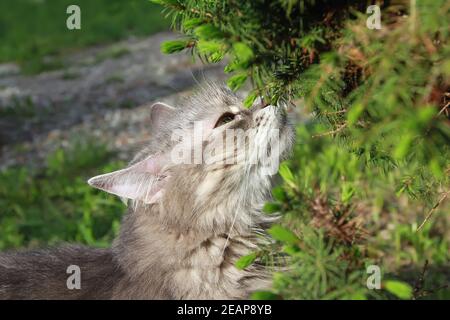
[
  {"xmin": 87, "ymin": 153, "xmax": 170, "ymax": 204},
  {"xmin": 150, "ymin": 102, "xmax": 175, "ymax": 132}
]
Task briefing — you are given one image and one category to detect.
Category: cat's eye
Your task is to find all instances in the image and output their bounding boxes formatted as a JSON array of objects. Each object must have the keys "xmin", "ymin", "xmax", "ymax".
[{"xmin": 214, "ymin": 112, "xmax": 236, "ymax": 128}]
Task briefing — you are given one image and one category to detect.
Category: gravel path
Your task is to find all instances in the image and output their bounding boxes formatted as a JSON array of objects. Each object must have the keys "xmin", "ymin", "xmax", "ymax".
[{"xmin": 0, "ymin": 32, "xmax": 227, "ymax": 170}]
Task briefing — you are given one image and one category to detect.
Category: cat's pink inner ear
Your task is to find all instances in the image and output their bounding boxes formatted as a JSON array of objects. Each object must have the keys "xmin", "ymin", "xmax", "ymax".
[
  {"xmin": 132, "ymin": 153, "xmax": 167, "ymax": 175},
  {"xmin": 87, "ymin": 153, "xmax": 170, "ymax": 203},
  {"xmin": 150, "ymin": 102, "xmax": 175, "ymax": 132}
]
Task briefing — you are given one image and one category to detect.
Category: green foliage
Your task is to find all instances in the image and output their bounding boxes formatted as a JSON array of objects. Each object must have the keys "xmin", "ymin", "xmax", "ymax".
[
  {"xmin": 384, "ymin": 280, "xmax": 413, "ymax": 300},
  {"xmin": 259, "ymin": 124, "xmax": 449, "ymax": 299},
  {"xmin": 0, "ymin": 138, "xmax": 125, "ymax": 249},
  {"xmin": 268, "ymin": 225, "xmax": 299, "ymax": 245},
  {"xmin": 235, "ymin": 252, "xmax": 258, "ymax": 270},
  {"xmin": 250, "ymin": 291, "xmax": 280, "ymax": 300},
  {"xmin": 157, "ymin": 0, "xmax": 450, "ymax": 299},
  {"xmin": 161, "ymin": 39, "xmax": 193, "ymax": 54},
  {"xmin": 0, "ymin": 0, "xmax": 169, "ymax": 73}
]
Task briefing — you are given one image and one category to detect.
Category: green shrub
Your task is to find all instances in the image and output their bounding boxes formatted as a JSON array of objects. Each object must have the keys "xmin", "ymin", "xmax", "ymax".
[
  {"xmin": 155, "ymin": 0, "xmax": 450, "ymax": 299},
  {"xmin": 0, "ymin": 138, "xmax": 125, "ymax": 249}
]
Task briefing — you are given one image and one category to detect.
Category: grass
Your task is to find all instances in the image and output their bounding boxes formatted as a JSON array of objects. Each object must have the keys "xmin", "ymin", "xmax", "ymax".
[
  {"xmin": 0, "ymin": 138, "xmax": 125, "ymax": 250},
  {"xmin": 0, "ymin": 0, "xmax": 170, "ymax": 73},
  {"xmin": 93, "ymin": 46, "xmax": 131, "ymax": 64}
]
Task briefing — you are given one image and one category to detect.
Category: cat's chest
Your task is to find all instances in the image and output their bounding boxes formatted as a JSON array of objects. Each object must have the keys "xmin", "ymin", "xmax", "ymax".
[{"xmin": 171, "ymin": 235, "xmax": 259, "ymax": 299}]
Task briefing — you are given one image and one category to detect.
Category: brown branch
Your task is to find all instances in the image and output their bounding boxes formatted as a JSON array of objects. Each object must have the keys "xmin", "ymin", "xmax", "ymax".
[
  {"xmin": 189, "ymin": 8, "xmax": 214, "ymax": 19},
  {"xmin": 437, "ymin": 100, "xmax": 449, "ymax": 116},
  {"xmin": 322, "ymin": 109, "xmax": 348, "ymax": 115},
  {"xmin": 416, "ymin": 190, "xmax": 450, "ymax": 232},
  {"xmin": 312, "ymin": 123, "xmax": 347, "ymax": 138},
  {"xmin": 413, "ymin": 260, "xmax": 449, "ymax": 299},
  {"xmin": 413, "ymin": 260, "xmax": 428, "ymax": 300}
]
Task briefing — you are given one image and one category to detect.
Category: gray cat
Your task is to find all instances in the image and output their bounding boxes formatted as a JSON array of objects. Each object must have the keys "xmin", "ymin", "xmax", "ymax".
[{"xmin": 0, "ymin": 84, "xmax": 294, "ymax": 299}]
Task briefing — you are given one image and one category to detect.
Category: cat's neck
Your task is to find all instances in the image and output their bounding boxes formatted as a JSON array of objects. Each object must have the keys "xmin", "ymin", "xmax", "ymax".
[{"xmin": 111, "ymin": 204, "xmax": 271, "ymax": 299}]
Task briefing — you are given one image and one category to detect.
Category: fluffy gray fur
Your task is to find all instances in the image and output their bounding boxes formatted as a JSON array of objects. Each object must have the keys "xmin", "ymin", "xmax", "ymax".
[{"xmin": 0, "ymin": 84, "xmax": 294, "ymax": 299}]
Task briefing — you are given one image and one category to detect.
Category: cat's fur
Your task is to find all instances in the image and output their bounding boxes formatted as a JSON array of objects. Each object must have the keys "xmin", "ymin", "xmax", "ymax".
[{"xmin": 0, "ymin": 84, "xmax": 294, "ymax": 299}]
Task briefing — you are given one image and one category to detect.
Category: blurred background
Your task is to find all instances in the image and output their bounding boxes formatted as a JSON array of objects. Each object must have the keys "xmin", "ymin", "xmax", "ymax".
[{"xmin": 0, "ymin": 0, "xmax": 225, "ymax": 249}]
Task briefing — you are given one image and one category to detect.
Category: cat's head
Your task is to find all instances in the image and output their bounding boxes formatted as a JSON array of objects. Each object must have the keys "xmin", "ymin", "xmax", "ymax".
[{"xmin": 88, "ymin": 84, "xmax": 294, "ymax": 233}]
